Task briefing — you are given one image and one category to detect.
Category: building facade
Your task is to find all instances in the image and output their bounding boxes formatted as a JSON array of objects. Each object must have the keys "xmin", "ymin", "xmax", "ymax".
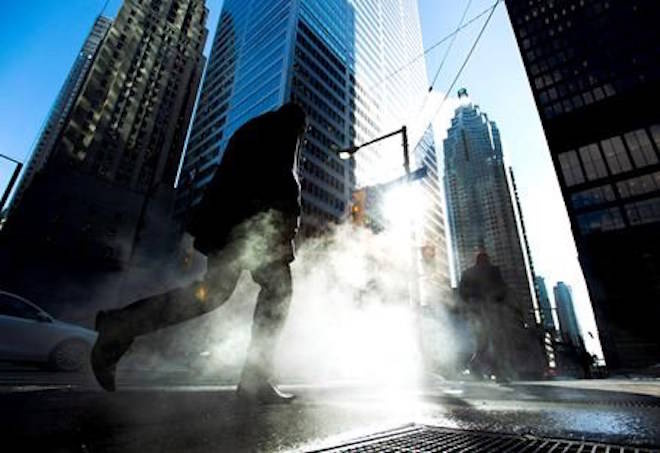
[
  {"xmin": 554, "ymin": 281, "xmax": 582, "ymax": 350},
  {"xmin": 177, "ymin": 0, "xmax": 449, "ymax": 295},
  {"xmin": 444, "ymin": 89, "xmax": 536, "ymax": 327},
  {"xmin": 9, "ymin": 16, "xmax": 113, "ymax": 214},
  {"xmin": 535, "ymin": 276, "xmax": 556, "ymax": 332},
  {"xmin": 506, "ymin": 0, "xmax": 660, "ymax": 368},
  {"xmin": 1, "ymin": 0, "xmax": 208, "ymax": 316},
  {"xmin": 5, "ymin": 0, "xmax": 208, "ymax": 263}
]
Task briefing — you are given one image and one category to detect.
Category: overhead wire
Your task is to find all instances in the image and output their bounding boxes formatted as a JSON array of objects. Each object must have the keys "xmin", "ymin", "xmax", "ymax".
[
  {"xmin": 413, "ymin": 0, "xmax": 474, "ymax": 126},
  {"xmin": 428, "ymin": 0, "xmax": 473, "ymax": 92},
  {"xmin": 427, "ymin": 0, "xmax": 501, "ymax": 125},
  {"xmin": 366, "ymin": 0, "xmax": 502, "ymax": 94}
]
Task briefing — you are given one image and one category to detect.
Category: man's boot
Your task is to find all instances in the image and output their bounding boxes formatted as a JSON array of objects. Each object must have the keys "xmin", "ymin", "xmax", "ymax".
[
  {"xmin": 236, "ymin": 365, "xmax": 295, "ymax": 404},
  {"xmin": 236, "ymin": 340, "xmax": 295, "ymax": 404},
  {"xmin": 91, "ymin": 310, "xmax": 134, "ymax": 392}
]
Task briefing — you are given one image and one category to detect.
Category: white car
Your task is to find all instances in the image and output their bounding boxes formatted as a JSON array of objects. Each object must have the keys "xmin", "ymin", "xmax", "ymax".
[{"xmin": 0, "ymin": 290, "xmax": 98, "ymax": 371}]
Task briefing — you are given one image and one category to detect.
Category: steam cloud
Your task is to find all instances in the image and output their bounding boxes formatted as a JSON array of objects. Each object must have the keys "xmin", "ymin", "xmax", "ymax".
[{"xmin": 121, "ymin": 215, "xmax": 467, "ymax": 386}]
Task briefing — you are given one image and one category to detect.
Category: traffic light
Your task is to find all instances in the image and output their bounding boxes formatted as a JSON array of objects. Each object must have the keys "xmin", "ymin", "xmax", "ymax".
[
  {"xmin": 421, "ymin": 244, "xmax": 437, "ymax": 274},
  {"xmin": 351, "ymin": 189, "xmax": 366, "ymax": 225},
  {"xmin": 421, "ymin": 244, "xmax": 436, "ymax": 262}
]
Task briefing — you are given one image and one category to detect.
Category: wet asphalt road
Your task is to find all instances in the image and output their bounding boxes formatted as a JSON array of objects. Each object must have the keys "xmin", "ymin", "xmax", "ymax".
[{"xmin": 1, "ymin": 366, "xmax": 659, "ymax": 452}]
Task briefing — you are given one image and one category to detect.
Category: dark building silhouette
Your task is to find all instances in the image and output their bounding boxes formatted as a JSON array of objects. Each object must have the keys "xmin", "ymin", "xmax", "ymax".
[
  {"xmin": 8, "ymin": 16, "xmax": 112, "ymax": 215},
  {"xmin": 1, "ymin": 0, "xmax": 208, "ymax": 319},
  {"xmin": 506, "ymin": 0, "xmax": 660, "ymax": 369}
]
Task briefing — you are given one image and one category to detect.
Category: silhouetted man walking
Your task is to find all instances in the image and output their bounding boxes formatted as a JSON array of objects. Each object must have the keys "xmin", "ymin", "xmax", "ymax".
[
  {"xmin": 91, "ymin": 103, "xmax": 306, "ymax": 403},
  {"xmin": 459, "ymin": 252, "xmax": 521, "ymax": 381}
]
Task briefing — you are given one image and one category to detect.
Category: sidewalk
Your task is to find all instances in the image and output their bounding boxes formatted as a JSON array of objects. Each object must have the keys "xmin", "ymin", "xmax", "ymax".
[{"xmin": 1, "ymin": 374, "xmax": 659, "ymax": 452}]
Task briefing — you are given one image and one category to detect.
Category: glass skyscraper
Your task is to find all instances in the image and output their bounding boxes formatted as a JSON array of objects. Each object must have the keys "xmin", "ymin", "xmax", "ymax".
[
  {"xmin": 554, "ymin": 281, "xmax": 582, "ymax": 350},
  {"xmin": 444, "ymin": 89, "xmax": 536, "ymax": 327},
  {"xmin": 534, "ymin": 276, "xmax": 556, "ymax": 332},
  {"xmin": 178, "ymin": 0, "xmax": 449, "ymax": 292}
]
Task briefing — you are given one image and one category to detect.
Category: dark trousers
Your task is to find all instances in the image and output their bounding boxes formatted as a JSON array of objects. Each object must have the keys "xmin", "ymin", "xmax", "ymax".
[{"xmin": 107, "ymin": 241, "xmax": 293, "ymax": 381}]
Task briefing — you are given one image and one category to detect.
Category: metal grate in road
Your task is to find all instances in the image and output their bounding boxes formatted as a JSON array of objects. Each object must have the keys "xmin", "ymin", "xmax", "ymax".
[{"xmin": 309, "ymin": 424, "xmax": 660, "ymax": 452}]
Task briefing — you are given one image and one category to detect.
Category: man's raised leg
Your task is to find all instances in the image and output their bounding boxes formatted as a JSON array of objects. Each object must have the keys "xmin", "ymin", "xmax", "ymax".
[{"xmin": 92, "ymin": 256, "xmax": 242, "ymax": 391}]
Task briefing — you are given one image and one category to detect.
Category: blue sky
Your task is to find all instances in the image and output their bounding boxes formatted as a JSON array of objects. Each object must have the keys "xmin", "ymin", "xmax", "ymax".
[{"xmin": 0, "ymin": 0, "xmax": 601, "ymax": 355}]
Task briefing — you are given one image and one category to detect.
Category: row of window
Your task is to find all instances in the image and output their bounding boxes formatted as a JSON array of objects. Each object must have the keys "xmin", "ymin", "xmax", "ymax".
[
  {"xmin": 301, "ymin": 155, "xmax": 344, "ymax": 194},
  {"xmin": 296, "ymin": 36, "xmax": 345, "ymax": 91},
  {"xmin": 294, "ymin": 65, "xmax": 344, "ymax": 113},
  {"xmin": 302, "ymin": 198, "xmax": 338, "ymax": 224},
  {"xmin": 577, "ymin": 197, "xmax": 660, "ymax": 234},
  {"xmin": 298, "ymin": 21, "xmax": 346, "ymax": 76},
  {"xmin": 302, "ymin": 98, "xmax": 344, "ymax": 143},
  {"xmin": 302, "ymin": 138, "xmax": 344, "ymax": 175},
  {"xmin": 558, "ymin": 126, "xmax": 660, "ymax": 187},
  {"xmin": 300, "ymin": 179, "xmax": 344, "ymax": 213},
  {"xmin": 571, "ymin": 171, "xmax": 660, "ymax": 210}
]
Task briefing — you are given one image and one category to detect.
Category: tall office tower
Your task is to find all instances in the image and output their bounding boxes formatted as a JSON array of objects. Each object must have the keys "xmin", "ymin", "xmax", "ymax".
[
  {"xmin": 9, "ymin": 16, "xmax": 113, "ymax": 214},
  {"xmin": 1, "ymin": 0, "xmax": 208, "ymax": 315},
  {"xmin": 5, "ymin": 0, "xmax": 208, "ymax": 264},
  {"xmin": 505, "ymin": 1, "xmax": 660, "ymax": 369},
  {"xmin": 444, "ymin": 89, "xmax": 535, "ymax": 327},
  {"xmin": 179, "ymin": 1, "xmax": 436, "ymax": 223},
  {"xmin": 177, "ymin": 0, "xmax": 449, "ymax": 295},
  {"xmin": 535, "ymin": 276, "xmax": 556, "ymax": 331},
  {"xmin": 554, "ymin": 282, "xmax": 582, "ymax": 349}
]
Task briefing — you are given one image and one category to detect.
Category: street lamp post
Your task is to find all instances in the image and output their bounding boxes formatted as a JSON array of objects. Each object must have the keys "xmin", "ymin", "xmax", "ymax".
[
  {"xmin": 0, "ymin": 153, "xmax": 24, "ymax": 214},
  {"xmin": 334, "ymin": 126, "xmax": 421, "ymax": 308},
  {"xmin": 336, "ymin": 126, "xmax": 411, "ymax": 180}
]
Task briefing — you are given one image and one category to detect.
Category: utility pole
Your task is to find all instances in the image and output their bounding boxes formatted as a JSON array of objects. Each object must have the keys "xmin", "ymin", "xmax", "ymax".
[{"xmin": 0, "ymin": 153, "xmax": 23, "ymax": 214}]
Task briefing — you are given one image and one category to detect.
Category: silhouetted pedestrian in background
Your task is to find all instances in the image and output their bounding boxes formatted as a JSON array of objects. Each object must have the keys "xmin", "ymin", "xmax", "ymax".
[
  {"xmin": 459, "ymin": 252, "xmax": 522, "ymax": 381},
  {"xmin": 91, "ymin": 103, "xmax": 306, "ymax": 403}
]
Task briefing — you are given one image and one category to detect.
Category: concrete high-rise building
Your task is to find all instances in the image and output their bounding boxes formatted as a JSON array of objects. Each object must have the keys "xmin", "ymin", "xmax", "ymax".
[
  {"xmin": 554, "ymin": 282, "xmax": 582, "ymax": 350},
  {"xmin": 535, "ymin": 276, "xmax": 556, "ymax": 332},
  {"xmin": 5, "ymin": 0, "xmax": 208, "ymax": 262},
  {"xmin": 9, "ymin": 16, "xmax": 112, "ymax": 214},
  {"xmin": 444, "ymin": 89, "xmax": 535, "ymax": 327},
  {"xmin": 1, "ymin": 0, "xmax": 208, "ymax": 315},
  {"xmin": 506, "ymin": 1, "xmax": 660, "ymax": 369},
  {"xmin": 176, "ymin": 0, "xmax": 449, "ymax": 295}
]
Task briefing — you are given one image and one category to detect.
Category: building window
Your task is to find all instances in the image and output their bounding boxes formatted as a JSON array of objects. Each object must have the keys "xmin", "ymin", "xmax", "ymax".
[
  {"xmin": 578, "ymin": 143, "xmax": 608, "ymax": 180},
  {"xmin": 600, "ymin": 136, "xmax": 631, "ymax": 174},
  {"xmin": 577, "ymin": 207, "xmax": 625, "ymax": 235},
  {"xmin": 649, "ymin": 124, "xmax": 660, "ymax": 150},
  {"xmin": 571, "ymin": 185, "xmax": 615, "ymax": 209},
  {"xmin": 625, "ymin": 197, "xmax": 660, "ymax": 226},
  {"xmin": 558, "ymin": 150, "xmax": 585, "ymax": 186},
  {"xmin": 617, "ymin": 172, "xmax": 660, "ymax": 198},
  {"xmin": 624, "ymin": 129, "xmax": 658, "ymax": 168}
]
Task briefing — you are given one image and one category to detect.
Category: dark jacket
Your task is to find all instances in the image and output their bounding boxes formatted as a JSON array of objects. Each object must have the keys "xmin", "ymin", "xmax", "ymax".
[
  {"xmin": 458, "ymin": 262, "xmax": 507, "ymax": 306},
  {"xmin": 188, "ymin": 108, "xmax": 302, "ymax": 256}
]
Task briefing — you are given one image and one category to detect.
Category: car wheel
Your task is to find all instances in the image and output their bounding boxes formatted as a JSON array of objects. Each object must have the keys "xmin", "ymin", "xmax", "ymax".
[{"xmin": 50, "ymin": 339, "xmax": 90, "ymax": 372}]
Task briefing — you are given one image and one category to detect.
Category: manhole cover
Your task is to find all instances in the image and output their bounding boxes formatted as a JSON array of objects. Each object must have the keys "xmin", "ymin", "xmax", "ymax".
[{"xmin": 309, "ymin": 424, "xmax": 660, "ymax": 452}]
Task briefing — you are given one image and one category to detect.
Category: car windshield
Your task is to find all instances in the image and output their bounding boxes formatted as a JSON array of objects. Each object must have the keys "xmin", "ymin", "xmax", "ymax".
[{"xmin": 0, "ymin": 294, "xmax": 41, "ymax": 320}]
